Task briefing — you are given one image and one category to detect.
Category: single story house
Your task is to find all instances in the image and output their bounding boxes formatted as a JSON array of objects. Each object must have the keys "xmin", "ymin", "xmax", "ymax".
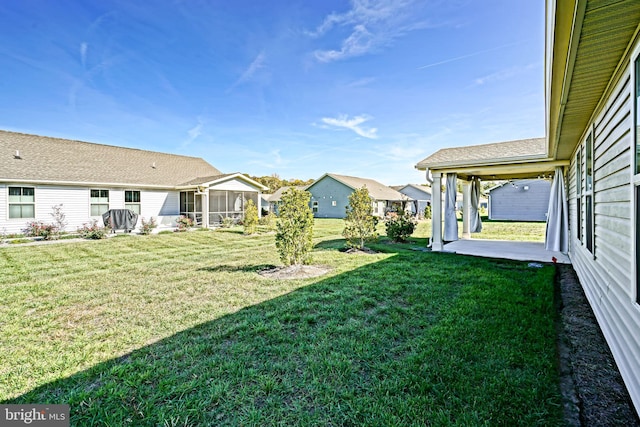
[
  {"xmin": 392, "ymin": 184, "xmax": 432, "ymax": 216},
  {"xmin": 306, "ymin": 173, "xmax": 408, "ymax": 218},
  {"xmin": 416, "ymin": 0, "xmax": 640, "ymax": 416},
  {"xmin": 487, "ymin": 179, "xmax": 551, "ymax": 221},
  {"xmin": 0, "ymin": 130, "xmax": 267, "ymax": 234},
  {"xmin": 265, "ymin": 185, "xmax": 308, "ymax": 215}
]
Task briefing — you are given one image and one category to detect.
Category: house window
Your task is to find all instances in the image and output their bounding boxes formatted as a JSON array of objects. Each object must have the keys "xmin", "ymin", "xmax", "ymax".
[
  {"xmin": 331, "ymin": 200, "xmax": 337, "ymax": 207},
  {"xmin": 635, "ymin": 54, "xmax": 640, "ymax": 303},
  {"xmin": 8, "ymin": 186, "xmax": 35, "ymax": 219},
  {"xmin": 576, "ymin": 148, "xmax": 582, "ymax": 242},
  {"xmin": 584, "ymin": 133, "xmax": 594, "ymax": 254},
  {"xmin": 312, "ymin": 201, "xmax": 318, "ymax": 213},
  {"xmin": 125, "ymin": 190, "xmax": 141, "ymax": 214},
  {"xmin": 636, "ymin": 54, "xmax": 640, "ymax": 174},
  {"xmin": 90, "ymin": 189, "xmax": 109, "ymax": 216}
]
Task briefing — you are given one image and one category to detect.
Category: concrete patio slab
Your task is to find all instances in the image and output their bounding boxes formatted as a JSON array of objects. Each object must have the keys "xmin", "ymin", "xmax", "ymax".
[{"xmin": 442, "ymin": 239, "xmax": 571, "ymax": 264}]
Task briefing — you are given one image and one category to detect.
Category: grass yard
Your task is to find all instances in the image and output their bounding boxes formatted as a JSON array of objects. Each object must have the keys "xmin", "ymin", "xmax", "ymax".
[{"xmin": 0, "ymin": 219, "xmax": 563, "ymax": 426}]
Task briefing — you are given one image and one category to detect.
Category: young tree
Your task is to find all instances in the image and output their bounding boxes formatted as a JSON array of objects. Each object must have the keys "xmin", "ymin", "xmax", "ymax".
[
  {"xmin": 343, "ymin": 186, "xmax": 378, "ymax": 250},
  {"xmin": 275, "ymin": 188, "xmax": 314, "ymax": 266},
  {"xmin": 243, "ymin": 199, "xmax": 259, "ymax": 235}
]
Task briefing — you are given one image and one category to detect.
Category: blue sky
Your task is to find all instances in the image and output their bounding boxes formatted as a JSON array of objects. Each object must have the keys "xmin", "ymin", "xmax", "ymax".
[{"xmin": 0, "ymin": 0, "xmax": 544, "ymax": 186}]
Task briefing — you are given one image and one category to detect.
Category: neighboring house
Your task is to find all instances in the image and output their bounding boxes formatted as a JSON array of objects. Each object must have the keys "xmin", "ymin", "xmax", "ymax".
[
  {"xmin": 416, "ymin": 1, "xmax": 640, "ymax": 415},
  {"xmin": 306, "ymin": 173, "xmax": 408, "ymax": 218},
  {"xmin": 266, "ymin": 186, "xmax": 308, "ymax": 215},
  {"xmin": 487, "ymin": 179, "xmax": 551, "ymax": 221},
  {"xmin": 392, "ymin": 184, "xmax": 431, "ymax": 216},
  {"xmin": 0, "ymin": 130, "xmax": 267, "ymax": 233}
]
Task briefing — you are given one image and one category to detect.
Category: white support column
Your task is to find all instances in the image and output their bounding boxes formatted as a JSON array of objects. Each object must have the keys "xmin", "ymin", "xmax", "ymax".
[
  {"xmin": 431, "ymin": 172, "xmax": 443, "ymax": 251},
  {"xmin": 202, "ymin": 190, "xmax": 210, "ymax": 228},
  {"xmin": 462, "ymin": 180, "xmax": 471, "ymax": 239}
]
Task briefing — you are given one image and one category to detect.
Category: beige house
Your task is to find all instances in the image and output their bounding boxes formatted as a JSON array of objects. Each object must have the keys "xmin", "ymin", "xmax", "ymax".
[
  {"xmin": 0, "ymin": 130, "xmax": 267, "ymax": 233},
  {"xmin": 416, "ymin": 0, "xmax": 640, "ymax": 415}
]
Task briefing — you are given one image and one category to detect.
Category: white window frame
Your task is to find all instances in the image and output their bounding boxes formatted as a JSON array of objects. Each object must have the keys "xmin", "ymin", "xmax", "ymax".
[
  {"xmin": 125, "ymin": 190, "xmax": 141, "ymax": 214},
  {"xmin": 312, "ymin": 200, "xmax": 318, "ymax": 213},
  {"xmin": 576, "ymin": 147, "xmax": 582, "ymax": 243},
  {"xmin": 90, "ymin": 189, "xmax": 110, "ymax": 217},
  {"xmin": 8, "ymin": 186, "xmax": 35, "ymax": 219},
  {"xmin": 584, "ymin": 130, "xmax": 594, "ymax": 255},
  {"xmin": 632, "ymin": 45, "xmax": 640, "ymax": 304}
]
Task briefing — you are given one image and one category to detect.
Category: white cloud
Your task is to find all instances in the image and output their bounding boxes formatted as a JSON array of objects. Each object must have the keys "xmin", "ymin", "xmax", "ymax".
[
  {"xmin": 473, "ymin": 63, "xmax": 538, "ymax": 86},
  {"xmin": 229, "ymin": 51, "xmax": 266, "ymax": 90},
  {"xmin": 309, "ymin": 0, "xmax": 428, "ymax": 62},
  {"xmin": 80, "ymin": 42, "xmax": 88, "ymax": 68},
  {"xmin": 321, "ymin": 114, "xmax": 378, "ymax": 139},
  {"xmin": 183, "ymin": 117, "xmax": 205, "ymax": 146}
]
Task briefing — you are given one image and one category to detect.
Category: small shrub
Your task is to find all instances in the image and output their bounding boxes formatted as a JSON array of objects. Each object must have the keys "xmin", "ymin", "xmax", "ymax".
[
  {"xmin": 385, "ymin": 210, "xmax": 417, "ymax": 242},
  {"xmin": 343, "ymin": 186, "xmax": 378, "ymax": 250},
  {"xmin": 243, "ymin": 200, "xmax": 259, "ymax": 235},
  {"xmin": 424, "ymin": 204, "xmax": 432, "ymax": 220},
  {"xmin": 50, "ymin": 204, "xmax": 67, "ymax": 232},
  {"xmin": 220, "ymin": 216, "xmax": 235, "ymax": 228},
  {"xmin": 23, "ymin": 221, "xmax": 59, "ymax": 240},
  {"xmin": 78, "ymin": 220, "xmax": 109, "ymax": 239},
  {"xmin": 275, "ymin": 188, "xmax": 314, "ymax": 266},
  {"xmin": 139, "ymin": 217, "xmax": 157, "ymax": 235},
  {"xmin": 176, "ymin": 215, "xmax": 194, "ymax": 232},
  {"xmin": 259, "ymin": 212, "xmax": 277, "ymax": 230}
]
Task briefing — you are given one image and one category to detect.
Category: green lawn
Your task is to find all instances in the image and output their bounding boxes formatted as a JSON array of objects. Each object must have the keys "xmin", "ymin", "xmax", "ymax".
[{"xmin": 1, "ymin": 219, "xmax": 562, "ymax": 426}]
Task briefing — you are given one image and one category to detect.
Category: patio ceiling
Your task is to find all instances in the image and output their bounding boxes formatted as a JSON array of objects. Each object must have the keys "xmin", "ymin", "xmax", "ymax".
[{"xmin": 547, "ymin": 0, "xmax": 640, "ymax": 160}]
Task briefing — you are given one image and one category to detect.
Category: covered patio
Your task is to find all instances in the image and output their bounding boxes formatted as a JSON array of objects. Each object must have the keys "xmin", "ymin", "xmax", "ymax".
[
  {"xmin": 416, "ymin": 137, "xmax": 570, "ymax": 264},
  {"xmin": 443, "ymin": 239, "xmax": 571, "ymax": 264}
]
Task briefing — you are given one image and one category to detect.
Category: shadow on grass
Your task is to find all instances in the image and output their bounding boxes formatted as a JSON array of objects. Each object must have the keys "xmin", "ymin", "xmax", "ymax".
[
  {"xmin": 5, "ymin": 252, "xmax": 564, "ymax": 426},
  {"xmin": 197, "ymin": 264, "xmax": 277, "ymax": 273},
  {"xmin": 315, "ymin": 237, "xmax": 430, "ymax": 253}
]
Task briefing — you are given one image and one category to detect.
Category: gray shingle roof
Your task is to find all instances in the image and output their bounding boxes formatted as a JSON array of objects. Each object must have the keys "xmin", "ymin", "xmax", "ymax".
[
  {"xmin": 313, "ymin": 173, "xmax": 407, "ymax": 201},
  {"xmin": 266, "ymin": 185, "xmax": 309, "ymax": 202},
  {"xmin": 0, "ymin": 130, "xmax": 222, "ymax": 188},
  {"xmin": 415, "ymin": 137, "xmax": 546, "ymax": 170}
]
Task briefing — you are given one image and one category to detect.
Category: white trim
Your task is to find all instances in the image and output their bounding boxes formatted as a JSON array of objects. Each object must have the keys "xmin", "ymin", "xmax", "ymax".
[{"xmin": 631, "ymin": 40, "xmax": 640, "ymax": 304}]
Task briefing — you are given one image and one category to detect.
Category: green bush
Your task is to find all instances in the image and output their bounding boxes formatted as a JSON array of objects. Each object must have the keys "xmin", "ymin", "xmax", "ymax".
[
  {"xmin": 275, "ymin": 188, "xmax": 314, "ymax": 266},
  {"xmin": 343, "ymin": 186, "xmax": 378, "ymax": 250},
  {"xmin": 259, "ymin": 212, "xmax": 277, "ymax": 230},
  {"xmin": 385, "ymin": 210, "xmax": 417, "ymax": 242},
  {"xmin": 77, "ymin": 220, "xmax": 109, "ymax": 239},
  {"xmin": 243, "ymin": 200, "xmax": 259, "ymax": 235},
  {"xmin": 219, "ymin": 216, "xmax": 235, "ymax": 228},
  {"xmin": 424, "ymin": 204, "xmax": 432, "ymax": 220}
]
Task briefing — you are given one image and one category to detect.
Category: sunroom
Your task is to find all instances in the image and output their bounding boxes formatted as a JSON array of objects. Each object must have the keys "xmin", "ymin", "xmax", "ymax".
[{"xmin": 177, "ymin": 173, "xmax": 268, "ymax": 227}]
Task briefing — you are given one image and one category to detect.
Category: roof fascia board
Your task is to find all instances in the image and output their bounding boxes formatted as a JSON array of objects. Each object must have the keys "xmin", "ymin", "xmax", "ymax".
[
  {"xmin": 416, "ymin": 154, "xmax": 550, "ymax": 171},
  {"xmin": 549, "ymin": 0, "xmax": 586, "ymax": 159},
  {"xmin": 430, "ymin": 159, "xmax": 570, "ymax": 177},
  {"xmin": 0, "ymin": 178, "xmax": 175, "ymax": 190}
]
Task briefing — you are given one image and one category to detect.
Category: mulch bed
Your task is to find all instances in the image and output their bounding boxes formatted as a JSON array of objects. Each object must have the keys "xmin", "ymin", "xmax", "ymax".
[{"xmin": 555, "ymin": 264, "xmax": 640, "ymax": 426}]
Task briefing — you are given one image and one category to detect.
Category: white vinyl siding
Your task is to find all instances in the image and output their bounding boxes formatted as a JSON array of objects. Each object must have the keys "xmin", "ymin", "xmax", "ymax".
[{"xmin": 570, "ymin": 58, "xmax": 639, "ymax": 412}]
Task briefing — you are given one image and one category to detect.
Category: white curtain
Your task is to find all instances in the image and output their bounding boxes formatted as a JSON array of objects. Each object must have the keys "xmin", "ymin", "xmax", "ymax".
[
  {"xmin": 470, "ymin": 177, "xmax": 483, "ymax": 233},
  {"xmin": 444, "ymin": 173, "xmax": 458, "ymax": 241},
  {"xmin": 545, "ymin": 167, "xmax": 569, "ymax": 252}
]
